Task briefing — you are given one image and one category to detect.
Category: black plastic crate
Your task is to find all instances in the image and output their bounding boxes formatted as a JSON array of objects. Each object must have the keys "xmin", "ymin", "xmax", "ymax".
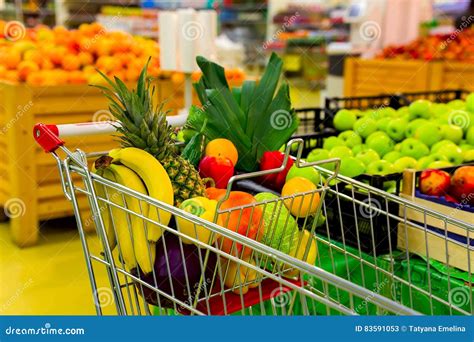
[
  {"xmin": 400, "ymin": 89, "xmax": 469, "ymax": 104},
  {"xmin": 294, "ymin": 107, "xmax": 330, "ymax": 134}
]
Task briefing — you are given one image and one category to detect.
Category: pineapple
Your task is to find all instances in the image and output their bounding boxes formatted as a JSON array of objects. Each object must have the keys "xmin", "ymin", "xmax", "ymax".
[{"xmin": 95, "ymin": 62, "xmax": 206, "ymax": 205}]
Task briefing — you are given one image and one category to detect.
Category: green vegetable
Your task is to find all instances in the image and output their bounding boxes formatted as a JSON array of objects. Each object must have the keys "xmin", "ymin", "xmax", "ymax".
[
  {"xmin": 254, "ymin": 192, "xmax": 299, "ymax": 254},
  {"xmin": 181, "ymin": 119, "xmax": 207, "ymax": 167},
  {"xmin": 187, "ymin": 53, "xmax": 299, "ymax": 172}
]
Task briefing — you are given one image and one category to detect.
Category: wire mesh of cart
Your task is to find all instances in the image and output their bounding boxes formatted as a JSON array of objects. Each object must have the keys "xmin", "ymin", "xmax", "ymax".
[{"xmin": 33, "ymin": 121, "xmax": 473, "ymax": 316}]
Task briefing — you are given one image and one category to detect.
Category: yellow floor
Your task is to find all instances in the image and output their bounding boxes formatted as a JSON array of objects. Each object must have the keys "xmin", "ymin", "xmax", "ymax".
[{"xmin": 0, "ymin": 218, "xmax": 110, "ymax": 315}]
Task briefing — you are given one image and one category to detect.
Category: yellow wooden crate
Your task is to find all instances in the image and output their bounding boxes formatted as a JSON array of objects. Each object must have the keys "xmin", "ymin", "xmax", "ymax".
[
  {"xmin": 344, "ymin": 58, "xmax": 474, "ymax": 96},
  {"xmin": 0, "ymin": 80, "xmax": 171, "ymax": 247}
]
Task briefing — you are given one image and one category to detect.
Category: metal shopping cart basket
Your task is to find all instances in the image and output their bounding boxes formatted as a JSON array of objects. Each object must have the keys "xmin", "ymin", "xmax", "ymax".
[{"xmin": 33, "ymin": 120, "xmax": 473, "ymax": 316}]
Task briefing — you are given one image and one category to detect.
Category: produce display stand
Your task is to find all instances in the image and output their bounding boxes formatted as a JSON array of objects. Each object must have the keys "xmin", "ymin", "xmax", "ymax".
[
  {"xmin": 31, "ymin": 120, "xmax": 473, "ymax": 315},
  {"xmin": 343, "ymin": 57, "xmax": 474, "ymax": 96}
]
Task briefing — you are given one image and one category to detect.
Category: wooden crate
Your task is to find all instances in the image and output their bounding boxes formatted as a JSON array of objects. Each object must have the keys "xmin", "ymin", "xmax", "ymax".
[
  {"xmin": 344, "ymin": 58, "xmax": 474, "ymax": 96},
  {"xmin": 0, "ymin": 80, "xmax": 169, "ymax": 247}
]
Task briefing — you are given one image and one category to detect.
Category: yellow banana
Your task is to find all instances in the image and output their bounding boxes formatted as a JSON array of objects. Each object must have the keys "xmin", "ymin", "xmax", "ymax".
[
  {"xmin": 92, "ymin": 167, "xmax": 117, "ymax": 251},
  {"xmin": 107, "ymin": 147, "xmax": 174, "ymax": 242},
  {"xmin": 105, "ymin": 164, "xmax": 156, "ymax": 274}
]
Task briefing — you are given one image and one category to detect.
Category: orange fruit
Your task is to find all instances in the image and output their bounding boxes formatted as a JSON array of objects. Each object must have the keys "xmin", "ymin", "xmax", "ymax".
[
  {"xmin": 125, "ymin": 67, "xmax": 140, "ymax": 82},
  {"xmin": 3, "ymin": 70, "xmax": 19, "ymax": 83},
  {"xmin": 205, "ymin": 139, "xmax": 238, "ymax": 165},
  {"xmin": 281, "ymin": 177, "xmax": 320, "ymax": 218},
  {"xmin": 78, "ymin": 51, "xmax": 93, "ymax": 66},
  {"xmin": 2, "ymin": 50, "xmax": 21, "ymax": 69},
  {"xmin": 67, "ymin": 70, "xmax": 87, "ymax": 84},
  {"xmin": 17, "ymin": 60, "xmax": 40, "ymax": 81},
  {"xmin": 48, "ymin": 46, "xmax": 67, "ymax": 65},
  {"xmin": 41, "ymin": 58, "xmax": 54, "ymax": 70},
  {"xmin": 61, "ymin": 54, "xmax": 81, "ymax": 71},
  {"xmin": 95, "ymin": 39, "xmax": 113, "ymax": 57},
  {"xmin": 26, "ymin": 71, "xmax": 45, "ymax": 86},
  {"xmin": 95, "ymin": 55, "xmax": 120, "ymax": 73},
  {"xmin": 23, "ymin": 49, "xmax": 43, "ymax": 65}
]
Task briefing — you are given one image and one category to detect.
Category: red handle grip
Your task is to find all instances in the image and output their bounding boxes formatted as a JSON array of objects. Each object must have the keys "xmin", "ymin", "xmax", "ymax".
[{"xmin": 33, "ymin": 124, "xmax": 64, "ymax": 153}]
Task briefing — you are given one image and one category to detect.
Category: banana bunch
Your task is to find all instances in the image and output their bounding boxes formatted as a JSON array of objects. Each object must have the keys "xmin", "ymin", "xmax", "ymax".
[{"xmin": 93, "ymin": 147, "xmax": 174, "ymax": 273}]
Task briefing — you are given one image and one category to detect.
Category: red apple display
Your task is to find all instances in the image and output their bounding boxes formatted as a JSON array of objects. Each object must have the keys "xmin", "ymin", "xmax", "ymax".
[
  {"xmin": 450, "ymin": 166, "xmax": 474, "ymax": 205},
  {"xmin": 419, "ymin": 169, "xmax": 451, "ymax": 197}
]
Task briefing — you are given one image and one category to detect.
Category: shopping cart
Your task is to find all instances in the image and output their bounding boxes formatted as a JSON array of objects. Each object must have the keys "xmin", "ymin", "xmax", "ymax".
[{"xmin": 33, "ymin": 121, "xmax": 473, "ymax": 316}]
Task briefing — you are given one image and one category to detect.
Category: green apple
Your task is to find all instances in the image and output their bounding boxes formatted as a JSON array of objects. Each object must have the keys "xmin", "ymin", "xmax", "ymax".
[
  {"xmin": 466, "ymin": 92, "xmax": 474, "ymax": 112},
  {"xmin": 338, "ymin": 130, "xmax": 362, "ymax": 148},
  {"xmin": 386, "ymin": 118, "xmax": 408, "ymax": 141},
  {"xmin": 329, "ymin": 146, "xmax": 353, "ymax": 159},
  {"xmin": 437, "ymin": 145, "xmax": 464, "ymax": 165},
  {"xmin": 463, "ymin": 149, "xmax": 474, "ymax": 162},
  {"xmin": 383, "ymin": 151, "xmax": 402, "ymax": 163},
  {"xmin": 353, "ymin": 117, "xmax": 377, "ymax": 138},
  {"xmin": 323, "ymin": 136, "xmax": 344, "ymax": 150},
  {"xmin": 439, "ymin": 124, "xmax": 463, "ymax": 144},
  {"xmin": 366, "ymin": 132, "xmax": 394, "ymax": 157},
  {"xmin": 352, "ymin": 144, "xmax": 367, "ymax": 155},
  {"xmin": 414, "ymin": 123, "xmax": 442, "ymax": 147},
  {"xmin": 366, "ymin": 131, "xmax": 389, "ymax": 144},
  {"xmin": 431, "ymin": 103, "xmax": 449, "ymax": 117},
  {"xmin": 431, "ymin": 139, "xmax": 457, "ymax": 153},
  {"xmin": 447, "ymin": 99, "xmax": 465, "ymax": 110},
  {"xmin": 356, "ymin": 149, "xmax": 380, "ymax": 166},
  {"xmin": 397, "ymin": 106, "xmax": 410, "ymax": 116},
  {"xmin": 393, "ymin": 156, "xmax": 418, "ymax": 172},
  {"xmin": 394, "ymin": 143, "xmax": 401, "ymax": 152},
  {"xmin": 405, "ymin": 119, "xmax": 428, "ymax": 138},
  {"xmin": 339, "ymin": 156, "xmax": 366, "ymax": 178},
  {"xmin": 307, "ymin": 148, "xmax": 330, "ymax": 162},
  {"xmin": 380, "ymin": 107, "xmax": 397, "ymax": 117},
  {"xmin": 400, "ymin": 138, "xmax": 430, "ymax": 159},
  {"xmin": 427, "ymin": 160, "xmax": 453, "ymax": 169},
  {"xmin": 418, "ymin": 153, "xmax": 448, "ymax": 169},
  {"xmin": 286, "ymin": 164, "xmax": 321, "ymax": 186},
  {"xmin": 466, "ymin": 126, "xmax": 474, "ymax": 145},
  {"xmin": 333, "ymin": 109, "xmax": 357, "ymax": 131},
  {"xmin": 409, "ymin": 100, "xmax": 432, "ymax": 120},
  {"xmin": 366, "ymin": 160, "xmax": 396, "ymax": 175},
  {"xmin": 376, "ymin": 117, "xmax": 391, "ymax": 132}
]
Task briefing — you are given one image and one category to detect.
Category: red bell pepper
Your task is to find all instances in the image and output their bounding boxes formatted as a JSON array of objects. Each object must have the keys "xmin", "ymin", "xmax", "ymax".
[
  {"xmin": 199, "ymin": 156, "xmax": 235, "ymax": 189},
  {"xmin": 259, "ymin": 151, "xmax": 294, "ymax": 191}
]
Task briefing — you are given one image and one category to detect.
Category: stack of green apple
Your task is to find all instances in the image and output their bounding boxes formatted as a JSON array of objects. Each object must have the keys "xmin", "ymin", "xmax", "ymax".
[{"xmin": 307, "ymin": 95, "xmax": 474, "ymax": 180}]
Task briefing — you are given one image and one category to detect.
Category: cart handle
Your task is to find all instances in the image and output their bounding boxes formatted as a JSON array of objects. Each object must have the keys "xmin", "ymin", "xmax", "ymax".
[{"xmin": 34, "ymin": 114, "xmax": 188, "ymax": 153}]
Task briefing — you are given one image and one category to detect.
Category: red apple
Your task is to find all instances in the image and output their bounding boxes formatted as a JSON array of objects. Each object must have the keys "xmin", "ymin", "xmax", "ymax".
[
  {"xmin": 419, "ymin": 169, "xmax": 451, "ymax": 196},
  {"xmin": 450, "ymin": 166, "xmax": 474, "ymax": 205},
  {"xmin": 259, "ymin": 151, "xmax": 294, "ymax": 191},
  {"xmin": 199, "ymin": 156, "xmax": 234, "ymax": 189}
]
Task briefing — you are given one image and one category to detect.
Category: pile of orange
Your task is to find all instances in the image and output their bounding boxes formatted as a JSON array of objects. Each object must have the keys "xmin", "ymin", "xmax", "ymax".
[{"xmin": 0, "ymin": 21, "xmax": 162, "ymax": 86}]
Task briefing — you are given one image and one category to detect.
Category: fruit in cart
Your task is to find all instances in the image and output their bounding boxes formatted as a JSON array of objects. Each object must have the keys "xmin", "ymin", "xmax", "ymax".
[
  {"xmin": 450, "ymin": 166, "xmax": 474, "ymax": 205},
  {"xmin": 366, "ymin": 160, "xmax": 396, "ymax": 175},
  {"xmin": 259, "ymin": 151, "xmax": 294, "ymax": 192},
  {"xmin": 436, "ymin": 145, "xmax": 464, "ymax": 165},
  {"xmin": 223, "ymin": 257, "xmax": 260, "ymax": 295},
  {"xmin": 323, "ymin": 136, "xmax": 344, "ymax": 150},
  {"xmin": 282, "ymin": 177, "xmax": 320, "ymax": 218},
  {"xmin": 217, "ymin": 191, "xmax": 264, "ymax": 258},
  {"xmin": 408, "ymin": 100, "xmax": 432, "ymax": 120},
  {"xmin": 393, "ymin": 157, "xmax": 418, "ymax": 172},
  {"xmin": 94, "ymin": 62, "xmax": 207, "ymax": 207},
  {"xmin": 333, "ymin": 109, "xmax": 357, "ymax": 131},
  {"xmin": 205, "ymin": 187, "xmax": 226, "ymax": 200},
  {"xmin": 338, "ymin": 130, "xmax": 362, "ymax": 148},
  {"xmin": 254, "ymin": 192, "xmax": 299, "ymax": 254},
  {"xmin": 439, "ymin": 124, "xmax": 464, "ymax": 144},
  {"xmin": 204, "ymin": 138, "xmax": 239, "ymax": 166},
  {"xmin": 131, "ymin": 232, "xmax": 217, "ymax": 308},
  {"xmin": 382, "ymin": 151, "xmax": 402, "ymax": 164},
  {"xmin": 419, "ymin": 169, "xmax": 451, "ymax": 196},
  {"xmin": 283, "ymin": 230, "xmax": 318, "ymax": 278},
  {"xmin": 356, "ymin": 149, "xmax": 380, "ymax": 166},
  {"xmin": 386, "ymin": 118, "xmax": 408, "ymax": 142},
  {"xmin": 415, "ymin": 123, "xmax": 442, "ymax": 147},
  {"xmin": 176, "ymin": 196, "xmax": 221, "ymax": 245},
  {"xmin": 187, "ymin": 53, "xmax": 297, "ymax": 173},
  {"xmin": 286, "ymin": 164, "xmax": 321, "ymax": 186},
  {"xmin": 353, "ymin": 117, "xmax": 377, "ymax": 139},
  {"xmin": 399, "ymin": 138, "xmax": 430, "ymax": 160},
  {"xmin": 366, "ymin": 132, "xmax": 394, "ymax": 157},
  {"xmin": 199, "ymin": 156, "xmax": 234, "ymax": 189},
  {"xmin": 339, "ymin": 157, "xmax": 366, "ymax": 178}
]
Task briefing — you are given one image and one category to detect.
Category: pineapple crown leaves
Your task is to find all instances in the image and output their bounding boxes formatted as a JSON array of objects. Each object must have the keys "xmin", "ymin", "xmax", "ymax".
[{"xmin": 91, "ymin": 58, "xmax": 176, "ymax": 158}]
